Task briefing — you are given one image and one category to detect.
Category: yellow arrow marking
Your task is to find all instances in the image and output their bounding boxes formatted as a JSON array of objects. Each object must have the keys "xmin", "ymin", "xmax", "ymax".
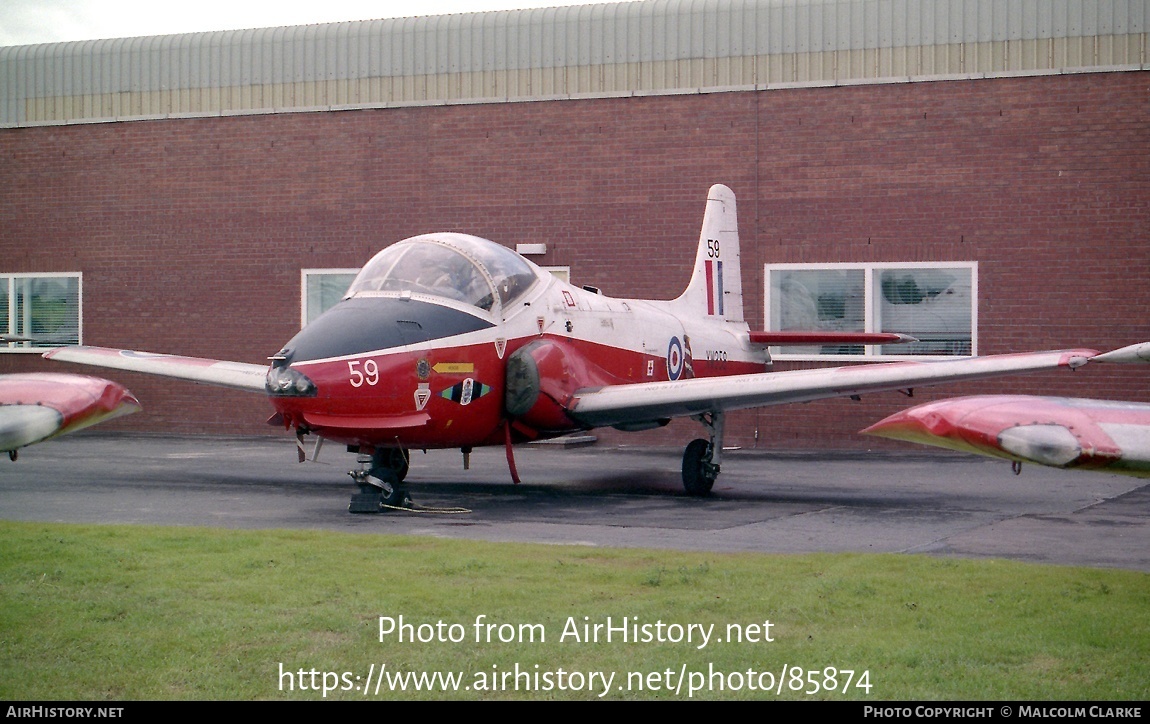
[{"xmin": 432, "ymin": 362, "xmax": 475, "ymax": 374}]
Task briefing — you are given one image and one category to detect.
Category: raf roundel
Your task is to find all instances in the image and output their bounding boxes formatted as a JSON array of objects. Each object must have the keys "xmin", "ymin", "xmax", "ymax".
[{"xmin": 667, "ymin": 336, "xmax": 685, "ymax": 381}]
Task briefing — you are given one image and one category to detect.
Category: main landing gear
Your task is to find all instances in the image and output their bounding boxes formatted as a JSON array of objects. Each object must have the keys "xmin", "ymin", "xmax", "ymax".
[
  {"xmin": 682, "ymin": 411, "xmax": 724, "ymax": 496},
  {"xmin": 348, "ymin": 447, "xmax": 412, "ymax": 513}
]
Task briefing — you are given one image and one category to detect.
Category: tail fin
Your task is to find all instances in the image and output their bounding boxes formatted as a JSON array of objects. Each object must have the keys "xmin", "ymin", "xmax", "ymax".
[{"xmin": 676, "ymin": 184, "xmax": 744, "ymax": 322}]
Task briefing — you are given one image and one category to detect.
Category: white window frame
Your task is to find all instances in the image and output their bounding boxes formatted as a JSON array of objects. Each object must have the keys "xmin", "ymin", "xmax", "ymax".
[
  {"xmin": 764, "ymin": 261, "xmax": 978, "ymax": 361},
  {"xmin": 542, "ymin": 265, "xmax": 570, "ymax": 284},
  {"xmin": 1, "ymin": 272, "xmax": 83, "ymax": 353},
  {"xmin": 300, "ymin": 268, "xmax": 359, "ymax": 328}
]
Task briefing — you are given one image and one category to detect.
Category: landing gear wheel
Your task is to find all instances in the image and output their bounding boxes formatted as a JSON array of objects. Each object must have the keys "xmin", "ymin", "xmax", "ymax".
[
  {"xmin": 348, "ymin": 448, "xmax": 413, "ymax": 513},
  {"xmin": 371, "ymin": 447, "xmax": 409, "ymax": 483},
  {"xmin": 380, "ymin": 481, "xmax": 412, "ymax": 509},
  {"xmin": 682, "ymin": 438, "xmax": 717, "ymax": 496}
]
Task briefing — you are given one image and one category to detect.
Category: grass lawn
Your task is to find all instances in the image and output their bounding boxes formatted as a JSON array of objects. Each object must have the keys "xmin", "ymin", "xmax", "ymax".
[{"xmin": 1, "ymin": 521, "xmax": 1146, "ymax": 700}]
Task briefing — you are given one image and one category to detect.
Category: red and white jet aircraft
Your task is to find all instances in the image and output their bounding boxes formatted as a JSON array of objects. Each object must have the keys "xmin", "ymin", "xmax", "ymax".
[{"xmin": 44, "ymin": 185, "xmax": 1140, "ymax": 510}]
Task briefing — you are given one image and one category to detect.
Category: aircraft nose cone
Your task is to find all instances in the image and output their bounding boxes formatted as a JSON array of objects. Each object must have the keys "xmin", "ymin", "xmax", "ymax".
[
  {"xmin": 282, "ymin": 296, "xmax": 493, "ymax": 363},
  {"xmin": 860, "ymin": 397, "xmax": 1005, "ymax": 457},
  {"xmin": 101, "ymin": 381, "xmax": 142, "ymax": 414},
  {"xmin": 0, "ymin": 374, "xmax": 141, "ymax": 452},
  {"xmin": 861, "ymin": 404, "xmax": 957, "ymax": 444}
]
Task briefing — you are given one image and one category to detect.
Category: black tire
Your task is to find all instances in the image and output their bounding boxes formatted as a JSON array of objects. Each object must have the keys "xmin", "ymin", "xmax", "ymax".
[
  {"xmin": 372, "ymin": 447, "xmax": 410, "ymax": 483},
  {"xmin": 682, "ymin": 438, "xmax": 716, "ymax": 496},
  {"xmin": 381, "ymin": 483, "xmax": 410, "ymax": 508}
]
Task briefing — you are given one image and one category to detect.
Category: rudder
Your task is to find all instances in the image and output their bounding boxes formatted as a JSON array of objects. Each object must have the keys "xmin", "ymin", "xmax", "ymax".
[{"xmin": 676, "ymin": 184, "xmax": 744, "ymax": 322}]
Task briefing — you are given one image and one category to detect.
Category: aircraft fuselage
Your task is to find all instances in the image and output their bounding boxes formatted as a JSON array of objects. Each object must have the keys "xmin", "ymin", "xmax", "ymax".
[{"xmin": 267, "ymin": 233, "xmax": 764, "ymax": 453}]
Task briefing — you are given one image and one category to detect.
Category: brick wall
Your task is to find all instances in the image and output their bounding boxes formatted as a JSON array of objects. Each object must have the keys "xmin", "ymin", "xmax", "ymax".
[{"xmin": 2, "ymin": 71, "xmax": 1147, "ymax": 450}]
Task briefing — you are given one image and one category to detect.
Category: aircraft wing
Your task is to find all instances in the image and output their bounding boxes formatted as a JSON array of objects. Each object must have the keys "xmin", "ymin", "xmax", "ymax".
[
  {"xmin": 567, "ymin": 348, "xmax": 1103, "ymax": 428},
  {"xmin": 862, "ymin": 395, "xmax": 1150, "ymax": 477},
  {"xmin": 43, "ymin": 346, "xmax": 268, "ymax": 393},
  {"xmin": 0, "ymin": 373, "xmax": 141, "ymax": 454}
]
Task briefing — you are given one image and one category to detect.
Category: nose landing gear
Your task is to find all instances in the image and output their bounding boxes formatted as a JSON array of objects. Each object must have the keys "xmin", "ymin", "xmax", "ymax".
[{"xmin": 348, "ymin": 448, "xmax": 412, "ymax": 513}]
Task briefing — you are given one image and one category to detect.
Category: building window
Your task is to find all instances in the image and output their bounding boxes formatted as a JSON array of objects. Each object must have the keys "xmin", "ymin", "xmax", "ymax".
[
  {"xmin": 1, "ymin": 273, "xmax": 81, "ymax": 352},
  {"xmin": 764, "ymin": 262, "xmax": 976, "ymax": 360},
  {"xmin": 542, "ymin": 266, "xmax": 570, "ymax": 284},
  {"xmin": 301, "ymin": 269, "xmax": 359, "ymax": 327}
]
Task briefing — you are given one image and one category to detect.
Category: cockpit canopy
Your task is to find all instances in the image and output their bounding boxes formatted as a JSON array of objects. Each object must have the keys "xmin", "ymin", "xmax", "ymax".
[{"xmin": 346, "ymin": 233, "xmax": 539, "ymax": 314}]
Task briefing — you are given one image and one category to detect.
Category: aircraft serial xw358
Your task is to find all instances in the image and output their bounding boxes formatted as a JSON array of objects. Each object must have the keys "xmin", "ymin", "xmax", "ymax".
[{"xmin": 45, "ymin": 185, "xmax": 1143, "ymax": 511}]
